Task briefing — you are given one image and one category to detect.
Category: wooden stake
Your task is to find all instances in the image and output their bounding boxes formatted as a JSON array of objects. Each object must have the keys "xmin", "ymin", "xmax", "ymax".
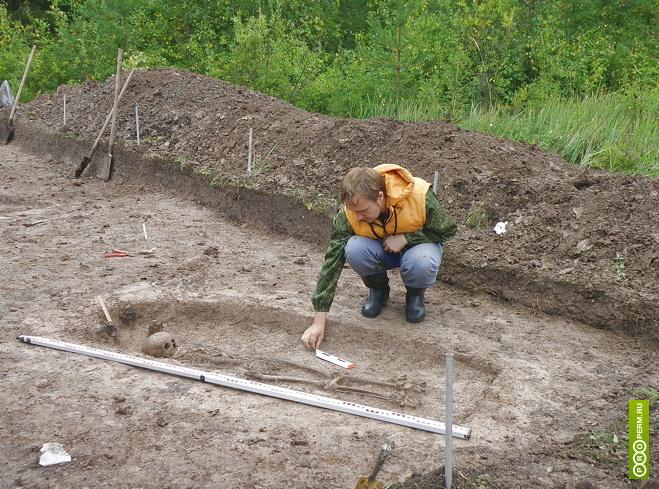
[
  {"xmin": 247, "ymin": 128, "xmax": 253, "ymax": 174},
  {"xmin": 135, "ymin": 105, "xmax": 140, "ymax": 145},
  {"xmin": 63, "ymin": 94, "xmax": 67, "ymax": 127},
  {"xmin": 142, "ymin": 222, "xmax": 149, "ymax": 249},
  {"xmin": 433, "ymin": 170, "xmax": 439, "ymax": 195},
  {"xmin": 96, "ymin": 296, "xmax": 113, "ymax": 325}
]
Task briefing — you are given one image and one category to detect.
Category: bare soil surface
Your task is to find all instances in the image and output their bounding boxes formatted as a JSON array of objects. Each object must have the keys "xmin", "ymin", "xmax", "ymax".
[
  {"xmin": 1, "ymin": 142, "xmax": 657, "ymax": 488},
  {"xmin": 8, "ymin": 68, "xmax": 658, "ymax": 337}
]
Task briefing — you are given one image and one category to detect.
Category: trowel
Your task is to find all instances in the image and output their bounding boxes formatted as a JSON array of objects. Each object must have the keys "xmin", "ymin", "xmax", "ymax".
[
  {"xmin": 355, "ymin": 444, "xmax": 391, "ymax": 489},
  {"xmin": 97, "ymin": 295, "xmax": 117, "ymax": 338}
]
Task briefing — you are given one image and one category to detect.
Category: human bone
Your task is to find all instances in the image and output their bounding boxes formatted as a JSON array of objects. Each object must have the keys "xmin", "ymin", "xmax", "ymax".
[{"xmin": 142, "ymin": 331, "xmax": 177, "ymax": 358}]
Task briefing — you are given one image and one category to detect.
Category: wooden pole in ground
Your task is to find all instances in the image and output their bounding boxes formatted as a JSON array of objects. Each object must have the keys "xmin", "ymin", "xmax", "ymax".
[
  {"xmin": 135, "ymin": 105, "xmax": 140, "ymax": 145},
  {"xmin": 247, "ymin": 128, "xmax": 253, "ymax": 174},
  {"xmin": 142, "ymin": 222, "xmax": 149, "ymax": 249},
  {"xmin": 433, "ymin": 170, "xmax": 439, "ymax": 195},
  {"xmin": 63, "ymin": 94, "xmax": 67, "ymax": 127}
]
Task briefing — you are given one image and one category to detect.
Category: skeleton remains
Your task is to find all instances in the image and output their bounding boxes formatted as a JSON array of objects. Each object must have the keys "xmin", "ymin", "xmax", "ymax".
[{"xmin": 174, "ymin": 344, "xmax": 426, "ymax": 408}]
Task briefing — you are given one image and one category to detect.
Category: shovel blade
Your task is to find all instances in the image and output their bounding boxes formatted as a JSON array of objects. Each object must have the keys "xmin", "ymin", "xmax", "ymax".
[
  {"xmin": 354, "ymin": 477, "xmax": 383, "ymax": 489},
  {"xmin": 99, "ymin": 153, "xmax": 113, "ymax": 181},
  {"xmin": 74, "ymin": 155, "xmax": 92, "ymax": 178},
  {"xmin": 1, "ymin": 120, "xmax": 14, "ymax": 144}
]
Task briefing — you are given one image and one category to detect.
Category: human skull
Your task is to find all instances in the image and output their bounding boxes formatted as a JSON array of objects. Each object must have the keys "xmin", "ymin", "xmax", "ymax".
[{"xmin": 142, "ymin": 331, "xmax": 177, "ymax": 358}]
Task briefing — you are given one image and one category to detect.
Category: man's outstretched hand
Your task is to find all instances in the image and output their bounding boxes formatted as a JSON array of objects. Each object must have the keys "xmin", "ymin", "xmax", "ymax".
[
  {"xmin": 383, "ymin": 234, "xmax": 407, "ymax": 253},
  {"xmin": 301, "ymin": 312, "xmax": 327, "ymax": 350}
]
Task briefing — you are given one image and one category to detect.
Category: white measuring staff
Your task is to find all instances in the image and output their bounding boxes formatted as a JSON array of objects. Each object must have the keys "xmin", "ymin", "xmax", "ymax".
[
  {"xmin": 17, "ymin": 335, "xmax": 471, "ymax": 439},
  {"xmin": 142, "ymin": 222, "xmax": 150, "ymax": 249},
  {"xmin": 315, "ymin": 349, "xmax": 355, "ymax": 369},
  {"xmin": 445, "ymin": 352, "xmax": 454, "ymax": 489}
]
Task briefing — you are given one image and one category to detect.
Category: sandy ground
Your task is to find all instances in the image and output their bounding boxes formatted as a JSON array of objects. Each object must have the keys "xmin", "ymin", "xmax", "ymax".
[{"xmin": 1, "ymin": 144, "xmax": 657, "ymax": 488}]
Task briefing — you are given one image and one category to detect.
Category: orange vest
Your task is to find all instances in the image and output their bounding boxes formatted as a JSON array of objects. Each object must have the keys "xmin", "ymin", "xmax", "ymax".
[{"xmin": 345, "ymin": 164, "xmax": 430, "ymax": 239}]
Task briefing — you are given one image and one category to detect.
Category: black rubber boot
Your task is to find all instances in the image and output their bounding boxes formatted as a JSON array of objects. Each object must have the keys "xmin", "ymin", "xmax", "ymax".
[
  {"xmin": 405, "ymin": 287, "xmax": 426, "ymax": 323},
  {"xmin": 361, "ymin": 272, "xmax": 390, "ymax": 318}
]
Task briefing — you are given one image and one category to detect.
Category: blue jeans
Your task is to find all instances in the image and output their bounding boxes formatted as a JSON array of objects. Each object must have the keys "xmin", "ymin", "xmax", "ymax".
[{"xmin": 344, "ymin": 236, "xmax": 443, "ymax": 288}]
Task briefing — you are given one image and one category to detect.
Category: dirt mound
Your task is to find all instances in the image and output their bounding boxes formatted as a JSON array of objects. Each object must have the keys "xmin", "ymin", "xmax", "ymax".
[{"xmin": 11, "ymin": 68, "xmax": 659, "ymax": 335}]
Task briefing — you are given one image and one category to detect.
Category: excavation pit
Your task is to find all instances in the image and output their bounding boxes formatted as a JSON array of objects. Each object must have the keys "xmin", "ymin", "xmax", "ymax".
[{"xmin": 89, "ymin": 292, "xmax": 497, "ymax": 417}]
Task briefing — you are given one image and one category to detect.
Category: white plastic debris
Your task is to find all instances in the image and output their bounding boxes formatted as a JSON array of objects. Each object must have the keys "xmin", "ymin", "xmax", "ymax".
[
  {"xmin": 39, "ymin": 442, "xmax": 71, "ymax": 466},
  {"xmin": 493, "ymin": 221, "xmax": 508, "ymax": 235},
  {"xmin": 0, "ymin": 80, "xmax": 14, "ymax": 108}
]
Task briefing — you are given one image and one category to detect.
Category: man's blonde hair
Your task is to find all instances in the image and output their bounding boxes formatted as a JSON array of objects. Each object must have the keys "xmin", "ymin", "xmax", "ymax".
[{"xmin": 340, "ymin": 167, "xmax": 385, "ymax": 204}]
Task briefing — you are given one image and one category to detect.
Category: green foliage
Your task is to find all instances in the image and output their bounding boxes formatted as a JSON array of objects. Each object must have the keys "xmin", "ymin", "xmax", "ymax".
[
  {"xmin": 291, "ymin": 188, "xmax": 339, "ymax": 214},
  {"xmin": 1, "ymin": 0, "xmax": 655, "ymax": 175},
  {"xmin": 362, "ymin": 0, "xmax": 422, "ymax": 107},
  {"xmin": 570, "ymin": 384, "xmax": 658, "ymax": 467},
  {"xmin": 473, "ymin": 474, "xmax": 503, "ymax": 489},
  {"xmin": 613, "ymin": 253, "xmax": 628, "ymax": 284},
  {"xmin": 220, "ymin": 13, "xmax": 324, "ymax": 105},
  {"xmin": 465, "ymin": 204, "xmax": 487, "ymax": 229},
  {"xmin": 633, "ymin": 386, "xmax": 659, "ymax": 407}
]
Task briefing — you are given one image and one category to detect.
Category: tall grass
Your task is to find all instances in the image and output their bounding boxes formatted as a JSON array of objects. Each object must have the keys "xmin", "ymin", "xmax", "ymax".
[
  {"xmin": 345, "ymin": 95, "xmax": 450, "ymax": 122},
  {"xmin": 460, "ymin": 90, "xmax": 658, "ymax": 176},
  {"xmin": 344, "ymin": 90, "xmax": 658, "ymax": 177}
]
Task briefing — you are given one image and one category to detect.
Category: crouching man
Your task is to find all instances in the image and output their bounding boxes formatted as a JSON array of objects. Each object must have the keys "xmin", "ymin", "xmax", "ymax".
[{"xmin": 301, "ymin": 164, "xmax": 457, "ymax": 350}]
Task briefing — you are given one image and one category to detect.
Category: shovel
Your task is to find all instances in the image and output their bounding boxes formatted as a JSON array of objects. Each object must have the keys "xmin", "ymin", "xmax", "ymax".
[
  {"xmin": 97, "ymin": 295, "xmax": 117, "ymax": 338},
  {"xmin": 355, "ymin": 444, "xmax": 391, "ymax": 489},
  {"xmin": 74, "ymin": 69, "xmax": 134, "ymax": 178},
  {"xmin": 99, "ymin": 48, "xmax": 122, "ymax": 181},
  {"xmin": 1, "ymin": 44, "xmax": 36, "ymax": 144}
]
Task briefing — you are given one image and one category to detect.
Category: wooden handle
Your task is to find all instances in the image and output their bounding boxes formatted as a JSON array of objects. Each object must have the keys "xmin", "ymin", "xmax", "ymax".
[
  {"xmin": 368, "ymin": 444, "xmax": 391, "ymax": 482},
  {"xmin": 97, "ymin": 295, "xmax": 113, "ymax": 323},
  {"xmin": 88, "ymin": 69, "xmax": 134, "ymax": 157},
  {"xmin": 107, "ymin": 48, "xmax": 123, "ymax": 154},
  {"xmin": 8, "ymin": 44, "xmax": 36, "ymax": 121}
]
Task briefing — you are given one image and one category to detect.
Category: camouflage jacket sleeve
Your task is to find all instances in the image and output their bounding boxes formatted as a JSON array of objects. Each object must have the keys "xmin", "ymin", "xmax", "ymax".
[
  {"xmin": 404, "ymin": 191, "xmax": 457, "ymax": 245},
  {"xmin": 311, "ymin": 209, "xmax": 354, "ymax": 312}
]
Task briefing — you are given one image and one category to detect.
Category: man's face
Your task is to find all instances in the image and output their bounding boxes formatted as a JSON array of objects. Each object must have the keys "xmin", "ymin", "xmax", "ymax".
[{"xmin": 346, "ymin": 192, "xmax": 386, "ymax": 223}]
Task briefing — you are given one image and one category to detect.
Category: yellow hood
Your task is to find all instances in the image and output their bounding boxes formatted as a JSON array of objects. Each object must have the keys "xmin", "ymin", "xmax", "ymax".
[
  {"xmin": 345, "ymin": 164, "xmax": 430, "ymax": 239},
  {"xmin": 374, "ymin": 164, "xmax": 415, "ymax": 206}
]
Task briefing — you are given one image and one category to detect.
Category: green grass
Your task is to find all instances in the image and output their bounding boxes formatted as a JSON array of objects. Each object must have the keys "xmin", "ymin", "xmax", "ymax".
[
  {"xmin": 570, "ymin": 386, "xmax": 658, "ymax": 465},
  {"xmin": 460, "ymin": 90, "xmax": 658, "ymax": 176},
  {"xmin": 345, "ymin": 94, "xmax": 450, "ymax": 122},
  {"xmin": 465, "ymin": 203, "xmax": 487, "ymax": 229},
  {"xmin": 613, "ymin": 253, "xmax": 629, "ymax": 285}
]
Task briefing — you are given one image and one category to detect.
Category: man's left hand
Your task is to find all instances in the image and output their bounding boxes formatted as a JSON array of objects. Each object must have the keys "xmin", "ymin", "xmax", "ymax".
[{"xmin": 383, "ymin": 234, "xmax": 407, "ymax": 253}]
